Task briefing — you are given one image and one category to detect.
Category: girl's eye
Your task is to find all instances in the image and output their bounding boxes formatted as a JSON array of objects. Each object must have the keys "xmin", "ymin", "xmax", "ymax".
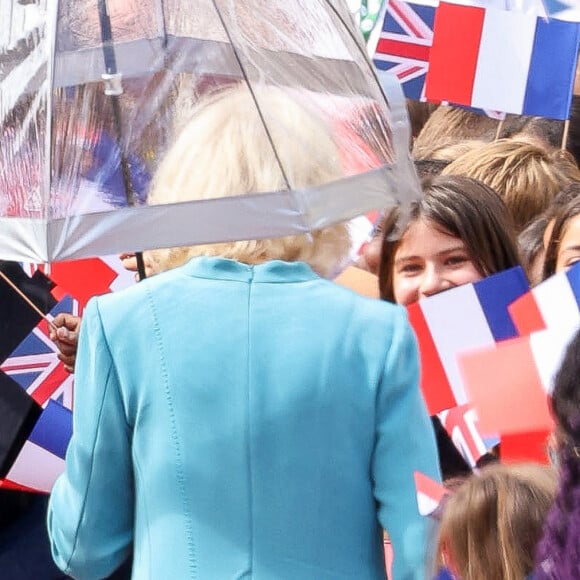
[
  {"xmin": 399, "ymin": 263, "xmax": 422, "ymax": 274},
  {"xmin": 445, "ymin": 255, "xmax": 469, "ymax": 266}
]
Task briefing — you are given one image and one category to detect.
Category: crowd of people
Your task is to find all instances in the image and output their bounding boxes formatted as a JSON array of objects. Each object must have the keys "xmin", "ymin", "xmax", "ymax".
[{"xmin": 2, "ymin": 66, "xmax": 580, "ymax": 580}]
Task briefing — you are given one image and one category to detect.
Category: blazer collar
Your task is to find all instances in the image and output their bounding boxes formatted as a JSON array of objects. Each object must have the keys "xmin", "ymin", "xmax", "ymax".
[{"xmin": 179, "ymin": 256, "xmax": 319, "ymax": 283}]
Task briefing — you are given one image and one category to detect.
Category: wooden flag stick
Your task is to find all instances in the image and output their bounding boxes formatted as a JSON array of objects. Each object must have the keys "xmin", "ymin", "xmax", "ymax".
[
  {"xmin": 0, "ymin": 270, "xmax": 57, "ymax": 333},
  {"xmin": 494, "ymin": 118, "xmax": 504, "ymax": 141},
  {"xmin": 562, "ymin": 119, "xmax": 571, "ymax": 151}
]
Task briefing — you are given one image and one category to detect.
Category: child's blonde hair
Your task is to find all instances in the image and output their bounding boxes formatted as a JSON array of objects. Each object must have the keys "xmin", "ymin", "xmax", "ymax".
[
  {"xmin": 435, "ymin": 463, "xmax": 557, "ymax": 580},
  {"xmin": 442, "ymin": 139, "xmax": 580, "ymax": 232}
]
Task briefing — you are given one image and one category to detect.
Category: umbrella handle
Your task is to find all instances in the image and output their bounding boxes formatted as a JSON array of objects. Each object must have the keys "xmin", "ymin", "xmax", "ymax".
[{"xmin": 135, "ymin": 252, "xmax": 147, "ymax": 281}]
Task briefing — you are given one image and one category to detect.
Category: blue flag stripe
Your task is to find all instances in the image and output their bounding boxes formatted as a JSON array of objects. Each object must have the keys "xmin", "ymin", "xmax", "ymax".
[
  {"xmin": 473, "ymin": 266, "xmax": 530, "ymax": 341},
  {"xmin": 28, "ymin": 399, "xmax": 72, "ymax": 459},
  {"xmin": 566, "ymin": 262, "xmax": 580, "ymax": 309},
  {"xmin": 523, "ymin": 18, "xmax": 580, "ymax": 120}
]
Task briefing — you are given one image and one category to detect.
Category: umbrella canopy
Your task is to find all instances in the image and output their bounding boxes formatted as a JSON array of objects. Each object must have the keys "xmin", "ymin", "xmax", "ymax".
[{"xmin": 0, "ymin": 0, "xmax": 419, "ymax": 263}]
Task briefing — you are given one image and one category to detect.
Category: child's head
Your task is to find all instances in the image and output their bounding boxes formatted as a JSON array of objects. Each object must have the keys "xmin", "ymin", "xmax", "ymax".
[
  {"xmin": 378, "ymin": 175, "xmax": 519, "ymax": 304},
  {"xmin": 436, "ymin": 464, "xmax": 557, "ymax": 580},
  {"xmin": 518, "ymin": 215, "xmax": 549, "ymax": 286},
  {"xmin": 542, "ymin": 186, "xmax": 580, "ymax": 279},
  {"xmin": 441, "ymin": 139, "xmax": 580, "ymax": 232}
]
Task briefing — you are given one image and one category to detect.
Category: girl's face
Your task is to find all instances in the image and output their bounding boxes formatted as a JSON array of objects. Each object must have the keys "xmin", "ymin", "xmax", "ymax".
[
  {"xmin": 555, "ymin": 214, "xmax": 580, "ymax": 273},
  {"xmin": 392, "ymin": 218, "xmax": 483, "ymax": 306}
]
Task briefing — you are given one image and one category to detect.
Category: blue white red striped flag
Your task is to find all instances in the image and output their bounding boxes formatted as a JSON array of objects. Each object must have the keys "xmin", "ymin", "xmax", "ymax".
[
  {"xmin": 4, "ymin": 399, "xmax": 72, "ymax": 492},
  {"xmin": 407, "ymin": 266, "xmax": 530, "ymax": 415},
  {"xmin": 1, "ymin": 296, "xmax": 78, "ymax": 410},
  {"xmin": 425, "ymin": 2, "xmax": 580, "ymax": 119},
  {"xmin": 509, "ymin": 261, "xmax": 580, "ymax": 335}
]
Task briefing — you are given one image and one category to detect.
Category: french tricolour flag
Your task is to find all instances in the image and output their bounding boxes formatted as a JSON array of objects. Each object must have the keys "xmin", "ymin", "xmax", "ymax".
[
  {"xmin": 458, "ymin": 322, "xmax": 574, "ymax": 436},
  {"xmin": 407, "ymin": 266, "xmax": 529, "ymax": 415},
  {"xmin": 509, "ymin": 261, "xmax": 580, "ymax": 336},
  {"xmin": 425, "ymin": 2, "xmax": 580, "ymax": 119},
  {"xmin": 5, "ymin": 399, "xmax": 71, "ymax": 493},
  {"xmin": 456, "ymin": 264, "xmax": 580, "ymax": 437}
]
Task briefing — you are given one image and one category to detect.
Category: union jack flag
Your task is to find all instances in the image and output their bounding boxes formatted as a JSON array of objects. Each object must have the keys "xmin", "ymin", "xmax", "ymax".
[
  {"xmin": 1, "ymin": 296, "xmax": 78, "ymax": 411},
  {"xmin": 372, "ymin": 0, "xmax": 436, "ymax": 100},
  {"xmin": 438, "ymin": 404, "xmax": 491, "ymax": 468}
]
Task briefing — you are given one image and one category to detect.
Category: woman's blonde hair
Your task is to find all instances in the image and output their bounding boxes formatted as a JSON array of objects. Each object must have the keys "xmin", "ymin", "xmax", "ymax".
[
  {"xmin": 435, "ymin": 463, "xmax": 557, "ymax": 580},
  {"xmin": 442, "ymin": 139, "xmax": 580, "ymax": 232},
  {"xmin": 146, "ymin": 83, "xmax": 351, "ymax": 277}
]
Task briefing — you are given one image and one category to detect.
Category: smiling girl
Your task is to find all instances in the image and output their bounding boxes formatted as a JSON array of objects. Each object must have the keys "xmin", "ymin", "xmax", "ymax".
[
  {"xmin": 379, "ymin": 175, "xmax": 520, "ymax": 305},
  {"xmin": 378, "ymin": 175, "xmax": 521, "ymax": 482}
]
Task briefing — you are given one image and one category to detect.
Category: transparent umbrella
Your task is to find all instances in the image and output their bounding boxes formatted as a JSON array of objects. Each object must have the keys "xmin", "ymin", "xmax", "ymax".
[{"xmin": 0, "ymin": 0, "xmax": 420, "ymax": 264}]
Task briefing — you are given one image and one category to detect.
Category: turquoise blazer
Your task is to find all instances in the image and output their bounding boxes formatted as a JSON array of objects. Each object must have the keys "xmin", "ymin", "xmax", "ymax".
[{"xmin": 47, "ymin": 257, "xmax": 440, "ymax": 579}]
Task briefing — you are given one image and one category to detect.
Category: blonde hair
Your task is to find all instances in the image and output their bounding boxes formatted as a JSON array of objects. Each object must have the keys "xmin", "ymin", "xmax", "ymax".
[
  {"xmin": 442, "ymin": 139, "xmax": 580, "ymax": 231},
  {"xmin": 413, "ymin": 139, "xmax": 486, "ymax": 162},
  {"xmin": 146, "ymin": 83, "xmax": 351, "ymax": 278},
  {"xmin": 435, "ymin": 463, "xmax": 557, "ymax": 580}
]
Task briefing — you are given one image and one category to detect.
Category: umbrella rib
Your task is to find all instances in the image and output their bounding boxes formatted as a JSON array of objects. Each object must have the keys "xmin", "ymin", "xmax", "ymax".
[
  {"xmin": 209, "ymin": 0, "xmax": 291, "ymax": 192},
  {"xmin": 323, "ymin": 0, "xmax": 392, "ymax": 112}
]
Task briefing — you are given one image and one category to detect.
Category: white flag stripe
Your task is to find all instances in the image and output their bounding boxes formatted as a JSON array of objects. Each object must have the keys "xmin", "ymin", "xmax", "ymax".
[
  {"xmin": 443, "ymin": 0, "xmax": 544, "ymax": 12},
  {"xmin": 417, "ymin": 491, "xmax": 439, "ymax": 516},
  {"xmin": 390, "ymin": 0, "xmax": 434, "ymax": 39},
  {"xmin": 530, "ymin": 322, "xmax": 579, "ymax": 394},
  {"xmin": 6, "ymin": 440, "xmax": 65, "ymax": 493},
  {"xmin": 471, "ymin": 9, "xmax": 536, "ymax": 114},
  {"xmin": 420, "ymin": 284, "xmax": 495, "ymax": 406},
  {"xmin": 100, "ymin": 254, "xmax": 137, "ymax": 293},
  {"xmin": 534, "ymin": 271, "xmax": 580, "ymax": 329},
  {"xmin": 379, "ymin": 32, "xmax": 433, "ymax": 46}
]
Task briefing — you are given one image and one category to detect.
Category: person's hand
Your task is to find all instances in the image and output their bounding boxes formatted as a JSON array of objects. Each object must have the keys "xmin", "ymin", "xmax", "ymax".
[
  {"xmin": 49, "ymin": 313, "xmax": 81, "ymax": 373},
  {"xmin": 119, "ymin": 252, "xmax": 157, "ymax": 281}
]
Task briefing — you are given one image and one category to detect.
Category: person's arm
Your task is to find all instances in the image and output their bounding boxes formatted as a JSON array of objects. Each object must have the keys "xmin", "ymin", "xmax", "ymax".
[
  {"xmin": 47, "ymin": 299, "xmax": 133, "ymax": 580},
  {"xmin": 372, "ymin": 307, "xmax": 441, "ymax": 580}
]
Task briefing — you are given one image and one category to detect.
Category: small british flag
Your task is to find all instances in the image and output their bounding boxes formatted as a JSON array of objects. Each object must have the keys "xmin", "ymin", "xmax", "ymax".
[
  {"xmin": 438, "ymin": 404, "xmax": 490, "ymax": 468},
  {"xmin": 373, "ymin": 0, "xmax": 436, "ymax": 100},
  {"xmin": 1, "ymin": 296, "xmax": 78, "ymax": 411}
]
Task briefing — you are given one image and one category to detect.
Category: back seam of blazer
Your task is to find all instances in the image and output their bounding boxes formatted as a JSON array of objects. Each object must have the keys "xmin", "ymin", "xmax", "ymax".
[
  {"xmin": 246, "ymin": 271, "xmax": 255, "ymax": 577},
  {"xmin": 145, "ymin": 285, "xmax": 198, "ymax": 578}
]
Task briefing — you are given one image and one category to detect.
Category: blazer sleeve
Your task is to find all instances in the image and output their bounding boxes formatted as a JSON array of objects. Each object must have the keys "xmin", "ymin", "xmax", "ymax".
[
  {"xmin": 372, "ymin": 307, "xmax": 441, "ymax": 580},
  {"xmin": 47, "ymin": 298, "xmax": 133, "ymax": 580}
]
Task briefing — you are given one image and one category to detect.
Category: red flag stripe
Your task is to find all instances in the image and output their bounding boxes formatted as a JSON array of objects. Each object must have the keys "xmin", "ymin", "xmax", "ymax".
[
  {"xmin": 407, "ymin": 302, "xmax": 456, "ymax": 415},
  {"xmin": 376, "ymin": 38, "xmax": 431, "ymax": 62},
  {"xmin": 425, "ymin": 3, "xmax": 485, "ymax": 105},
  {"xmin": 28, "ymin": 364, "xmax": 70, "ymax": 407},
  {"xmin": 397, "ymin": 65, "xmax": 424, "ymax": 80},
  {"xmin": 508, "ymin": 291, "xmax": 547, "ymax": 336}
]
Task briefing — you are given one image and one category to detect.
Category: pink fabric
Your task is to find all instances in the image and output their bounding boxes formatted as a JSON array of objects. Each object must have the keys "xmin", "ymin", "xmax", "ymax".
[{"xmin": 384, "ymin": 539, "xmax": 394, "ymax": 579}]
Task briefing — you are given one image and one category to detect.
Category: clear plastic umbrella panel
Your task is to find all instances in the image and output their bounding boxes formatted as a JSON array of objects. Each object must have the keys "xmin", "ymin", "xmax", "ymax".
[{"xmin": 0, "ymin": 0, "xmax": 420, "ymax": 264}]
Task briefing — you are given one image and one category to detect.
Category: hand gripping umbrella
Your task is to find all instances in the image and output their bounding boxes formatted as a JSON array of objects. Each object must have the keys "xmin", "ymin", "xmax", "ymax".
[{"xmin": 0, "ymin": 0, "xmax": 420, "ymax": 264}]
